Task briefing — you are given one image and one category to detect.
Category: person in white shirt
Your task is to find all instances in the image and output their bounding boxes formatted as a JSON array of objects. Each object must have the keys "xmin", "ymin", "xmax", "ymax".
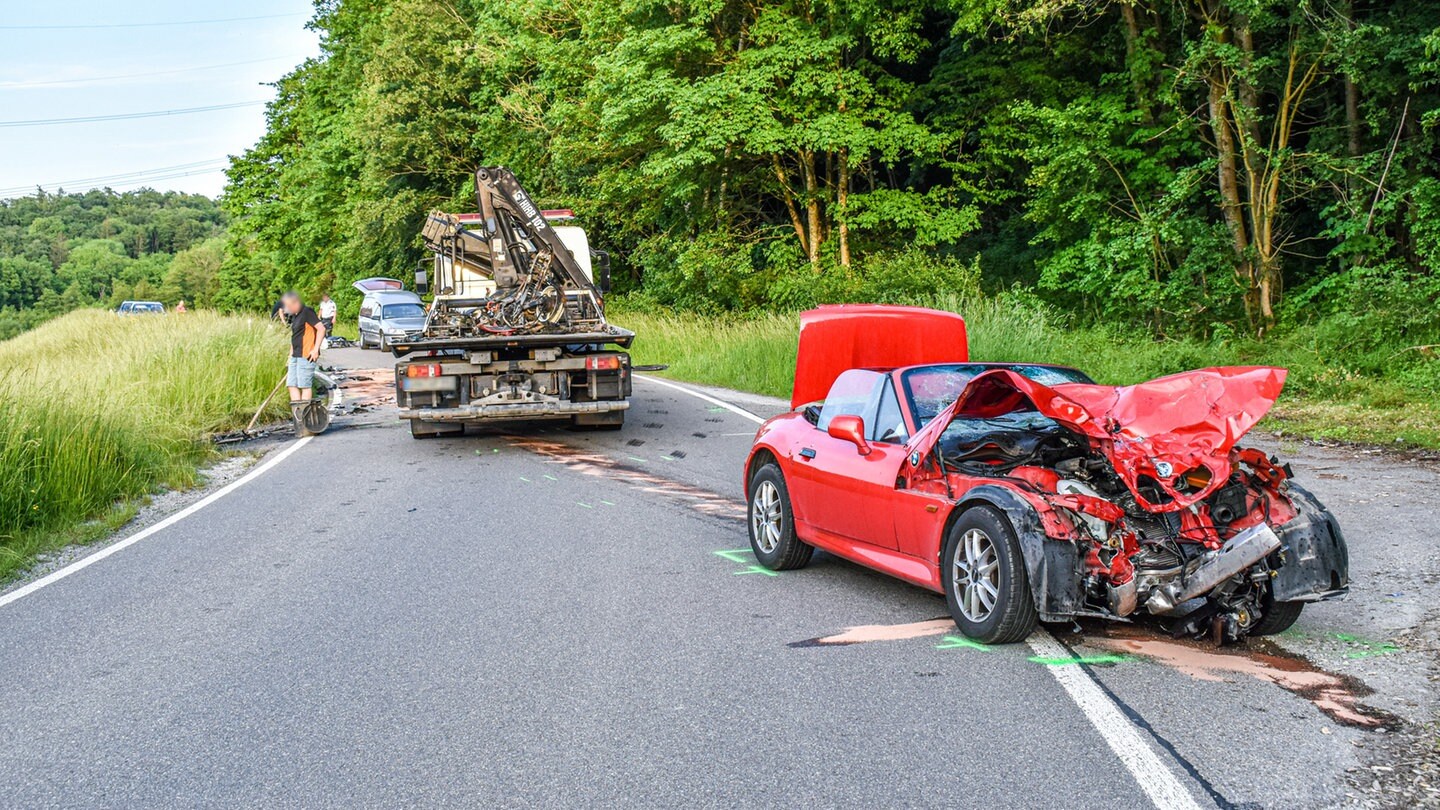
[{"xmin": 318, "ymin": 294, "xmax": 338, "ymax": 342}]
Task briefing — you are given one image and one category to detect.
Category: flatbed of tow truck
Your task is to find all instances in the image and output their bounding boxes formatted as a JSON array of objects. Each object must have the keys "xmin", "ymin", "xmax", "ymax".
[{"xmin": 388, "ymin": 326, "xmax": 635, "ymax": 356}]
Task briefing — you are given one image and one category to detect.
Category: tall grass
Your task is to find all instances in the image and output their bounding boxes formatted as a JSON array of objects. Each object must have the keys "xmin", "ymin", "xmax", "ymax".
[
  {"xmin": 613, "ymin": 296, "xmax": 1440, "ymax": 448},
  {"xmin": 615, "ymin": 309, "xmax": 797, "ymax": 398},
  {"xmin": 0, "ymin": 310, "xmax": 289, "ymax": 581}
]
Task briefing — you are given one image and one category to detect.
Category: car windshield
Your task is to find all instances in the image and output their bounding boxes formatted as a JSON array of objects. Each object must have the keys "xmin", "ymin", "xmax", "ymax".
[
  {"xmin": 382, "ymin": 303, "xmax": 425, "ymax": 320},
  {"xmin": 901, "ymin": 364, "xmax": 1093, "ymax": 426}
]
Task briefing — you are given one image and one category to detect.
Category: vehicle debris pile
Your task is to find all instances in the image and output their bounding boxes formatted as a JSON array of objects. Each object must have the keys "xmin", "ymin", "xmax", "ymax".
[
  {"xmin": 905, "ymin": 365, "xmax": 1350, "ymax": 643},
  {"xmin": 419, "ymin": 167, "xmax": 613, "ymax": 338}
]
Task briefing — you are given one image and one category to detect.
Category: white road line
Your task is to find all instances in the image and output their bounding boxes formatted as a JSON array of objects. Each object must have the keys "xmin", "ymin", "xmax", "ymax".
[
  {"xmin": 0, "ymin": 436, "xmax": 314, "ymax": 610},
  {"xmin": 635, "ymin": 374, "xmax": 767, "ymax": 425},
  {"xmin": 1027, "ymin": 631, "xmax": 1204, "ymax": 810},
  {"xmin": 644, "ymin": 374, "xmax": 1204, "ymax": 810}
]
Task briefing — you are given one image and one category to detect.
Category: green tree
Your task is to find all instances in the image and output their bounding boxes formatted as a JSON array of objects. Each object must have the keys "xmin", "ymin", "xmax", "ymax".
[{"xmin": 160, "ymin": 238, "xmax": 224, "ymax": 308}]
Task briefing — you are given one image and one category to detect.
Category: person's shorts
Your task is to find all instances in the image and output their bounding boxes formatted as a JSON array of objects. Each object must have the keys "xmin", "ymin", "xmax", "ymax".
[{"xmin": 287, "ymin": 356, "xmax": 317, "ymax": 389}]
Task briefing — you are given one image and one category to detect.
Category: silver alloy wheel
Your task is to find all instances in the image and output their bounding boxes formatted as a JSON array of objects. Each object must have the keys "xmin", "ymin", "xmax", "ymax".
[
  {"xmin": 953, "ymin": 528, "xmax": 1000, "ymax": 622},
  {"xmin": 751, "ymin": 480, "xmax": 782, "ymax": 554}
]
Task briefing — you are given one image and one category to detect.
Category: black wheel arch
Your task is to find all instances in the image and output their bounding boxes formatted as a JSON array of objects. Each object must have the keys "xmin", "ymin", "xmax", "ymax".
[
  {"xmin": 745, "ymin": 447, "xmax": 780, "ymax": 498},
  {"xmin": 949, "ymin": 485, "xmax": 1082, "ymax": 623}
]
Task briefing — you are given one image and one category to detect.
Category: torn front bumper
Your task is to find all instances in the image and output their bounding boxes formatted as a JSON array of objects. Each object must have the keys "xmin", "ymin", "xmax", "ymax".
[{"xmin": 1270, "ymin": 482, "xmax": 1350, "ymax": 602}]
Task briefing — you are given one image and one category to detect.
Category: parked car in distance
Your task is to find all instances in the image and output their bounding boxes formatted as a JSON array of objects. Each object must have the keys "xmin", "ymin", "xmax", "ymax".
[
  {"xmin": 116, "ymin": 301, "xmax": 165, "ymax": 315},
  {"xmin": 353, "ymin": 278, "xmax": 425, "ymax": 350},
  {"xmin": 743, "ymin": 305, "xmax": 1348, "ymax": 645}
]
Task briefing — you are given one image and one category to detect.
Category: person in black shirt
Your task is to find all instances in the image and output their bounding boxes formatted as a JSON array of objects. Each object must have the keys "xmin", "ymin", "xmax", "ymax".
[{"xmin": 281, "ymin": 292, "xmax": 327, "ymax": 406}]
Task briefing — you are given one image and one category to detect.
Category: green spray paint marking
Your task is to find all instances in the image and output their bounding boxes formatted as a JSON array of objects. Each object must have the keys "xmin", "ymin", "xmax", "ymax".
[
  {"xmin": 734, "ymin": 565, "xmax": 779, "ymax": 577},
  {"xmin": 1028, "ymin": 653, "xmax": 1129, "ymax": 667},
  {"xmin": 707, "ymin": 406, "xmax": 727, "ymax": 413},
  {"xmin": 1345, "ymin": 644, "xmax": 1400, "ymax": 659},
  {"xmin": 1333, "ymin": 633, "xmax": 1401, "ymax": 659},
  {"xmin": 577, "ymin": 502, "xmax": 593, "ymax": 509},
  {"xmin": 712, "ymin": 549, "xmax": 752, "ymax": 564},
  {"xmin": 661, "ymin": 456, "xmax": 677, "ymax": 461},
  {"xmin": 600, "ymin": 500, "xmax": 616, "ymax": 506},
  {"xmin": 518, "ymin": 476, "xmax": 532, "ymax": 483},
  {"xmin": 628, "ymin": 456, "xmax": 648, "ymax": 463},
  {"xmin": 935, "ymin": 635, "xmax": 990, "ymax": 652},
  {"xmin": 544, "ymin": 474, "xmax": 559, "ymax": 481}
]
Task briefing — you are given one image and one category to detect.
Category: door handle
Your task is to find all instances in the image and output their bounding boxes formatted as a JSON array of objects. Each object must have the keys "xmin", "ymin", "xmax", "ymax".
[{"xmin": 799, "ymin": 448, "xmax": 816, "ymax": 461}]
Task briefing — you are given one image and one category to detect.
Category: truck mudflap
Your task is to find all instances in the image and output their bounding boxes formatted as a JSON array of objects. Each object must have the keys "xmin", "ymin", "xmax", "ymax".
[{"xmin": 399, "ymin": 400, "xmax": 629, "ymax": 421}]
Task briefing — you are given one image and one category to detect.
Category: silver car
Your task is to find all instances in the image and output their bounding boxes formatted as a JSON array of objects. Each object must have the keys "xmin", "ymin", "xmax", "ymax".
[
  {"xmin": 354, "ymin": 278, "xmax": 426, "ymax": 350},
  {"xmin": 116, "ymin": 300, "xmax": 165, "ymax": 315}
]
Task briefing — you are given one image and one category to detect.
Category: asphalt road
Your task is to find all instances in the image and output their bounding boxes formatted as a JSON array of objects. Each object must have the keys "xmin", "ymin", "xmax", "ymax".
[{"xmin": 2, "ymin": 350, "xmax": 1436, "ymax": 809}]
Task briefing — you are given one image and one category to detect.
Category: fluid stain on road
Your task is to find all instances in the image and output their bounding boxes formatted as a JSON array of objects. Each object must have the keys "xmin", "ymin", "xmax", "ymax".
[
  {"xmin": 787, "ymin": 614, "xmax": 1402, "ymax": 729},
  {"xmin": 338, "ymin": 367, "xmax": 397, "ymax": 409},
  {"xmin": 1089, "ymin": 627, "xmax": 1402, "ymax": 730},
  {"xmin": 789, "ymin": 617, "xmax": 954, "ymax": 647},
  {"xmin": 505, "ymin": 436, "xmax": 745, "ymax": 523}
]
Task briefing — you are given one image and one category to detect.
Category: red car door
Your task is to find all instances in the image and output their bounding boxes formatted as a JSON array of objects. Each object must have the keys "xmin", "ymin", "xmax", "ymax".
[{"xmin": 786, "ymin": 370, "xmax": 905, "ymax": 550}]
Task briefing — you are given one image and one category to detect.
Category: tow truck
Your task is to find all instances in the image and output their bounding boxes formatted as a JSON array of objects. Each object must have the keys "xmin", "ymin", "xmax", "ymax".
[{"xmin": 391, "ymin": 167, "xmax": 634, "ymax": 438}]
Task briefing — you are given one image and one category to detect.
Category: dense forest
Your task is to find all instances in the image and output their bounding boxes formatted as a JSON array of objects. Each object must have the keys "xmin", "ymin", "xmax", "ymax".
[
  {"xmin": 221, "ymin": 0, "xmax": 1439, "ymax": 345},
  {"xmin": 0, "ymin": 190, "xmax": 226, "ymax": 339}
]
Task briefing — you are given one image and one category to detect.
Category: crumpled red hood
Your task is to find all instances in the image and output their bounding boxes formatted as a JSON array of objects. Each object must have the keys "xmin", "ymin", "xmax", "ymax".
[{"xmin": 907, "ymin": 366, "xmax": 1287, "ymax": 512}]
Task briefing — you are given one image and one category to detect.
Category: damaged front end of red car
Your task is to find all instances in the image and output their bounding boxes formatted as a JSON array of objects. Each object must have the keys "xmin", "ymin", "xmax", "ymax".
[{"xmin": 905, "ymin": 366, "xmax": 1349, "ymax": 642}]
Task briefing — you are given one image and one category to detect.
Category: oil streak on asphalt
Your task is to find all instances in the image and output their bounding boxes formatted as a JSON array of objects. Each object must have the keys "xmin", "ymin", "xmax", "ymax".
[
  {"xmin": 786, "ymin": 611, "xmax": 1401, "ymax": 731},
  {"xmin": 505, "ymin": 435, "xmax": 744, "ymax": 524},
  {"xmin": 1092, "ymin": 628, "xmax": 1402, "ymax": 730}
]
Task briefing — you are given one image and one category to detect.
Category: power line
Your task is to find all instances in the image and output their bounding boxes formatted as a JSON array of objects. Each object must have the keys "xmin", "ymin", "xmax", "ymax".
[
  {"xmin": 0, "ymin": 168, "xmax": 231, "ymax": 200},
  {"xmin": 0, "ymin": 159, "xmax": 230, "ymax": 196},
  {"xmin": 0, "ymin": 13, "xmax": 305, "ymax": 31},
  {"xmin": 0, "ymin": 101, "xmax": 265, "ymax": 128},
  {"xmin": 0, "ymin": 56, "xmax": 301, "ymax": 89},
  {"xmin": 92, "ymin": 168, "xmax": 229, "ymax": 193}
]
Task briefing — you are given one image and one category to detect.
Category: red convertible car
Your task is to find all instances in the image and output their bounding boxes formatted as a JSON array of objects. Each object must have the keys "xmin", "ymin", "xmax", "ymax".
[{"xmin": 744, "ymin": 305, "xmax": 1349, "ymax": 643}]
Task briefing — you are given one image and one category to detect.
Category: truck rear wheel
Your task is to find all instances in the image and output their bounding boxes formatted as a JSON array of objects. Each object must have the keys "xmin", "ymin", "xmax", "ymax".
[
  {"xmin": 409, "ymin": 419, "xmax": 464, "ymax": 439},
  {"xmin": 572, "ymin": 411, "xmax": 624, "ymax": 431}
]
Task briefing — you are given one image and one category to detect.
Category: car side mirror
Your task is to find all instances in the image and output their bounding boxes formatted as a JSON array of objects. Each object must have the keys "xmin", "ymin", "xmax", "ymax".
[
  {"xmin": 414, "ymin": 264, "xmax": 429, "ymax": 296},
  {"xmin": 827, "ymin": 414, "xmax": 871, "ymax": 456}
]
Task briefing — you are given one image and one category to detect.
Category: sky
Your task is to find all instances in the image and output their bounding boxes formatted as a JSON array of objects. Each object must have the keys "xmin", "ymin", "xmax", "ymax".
[{"xmin": 0, "ymin": 2, "xmax": 321, "ymax": 201}]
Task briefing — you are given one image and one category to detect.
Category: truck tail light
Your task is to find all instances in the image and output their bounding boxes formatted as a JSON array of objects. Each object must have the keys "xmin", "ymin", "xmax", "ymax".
[
  {"xmin": 585, "ymin": 356, "xmax": 622, "ymax": 371},
  {"xmin": 406, "ymin": 363, "xmax": 444, "ymax": 378}
]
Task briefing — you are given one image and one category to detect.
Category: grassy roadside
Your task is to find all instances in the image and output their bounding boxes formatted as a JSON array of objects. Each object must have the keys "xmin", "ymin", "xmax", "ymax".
[
  {"xmin": 0, "ymin": 310, "xmax": 290, "ymax": 582},
  {"xmin": 612, "ymin": 299, "xmax": 1440, "ymax": 450}
]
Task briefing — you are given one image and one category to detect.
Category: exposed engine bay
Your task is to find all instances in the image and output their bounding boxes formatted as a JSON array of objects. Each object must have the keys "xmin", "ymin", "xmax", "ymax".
[{"xmin": 910, "ymin": 366, "xmax": 1350, "ymax": 643}]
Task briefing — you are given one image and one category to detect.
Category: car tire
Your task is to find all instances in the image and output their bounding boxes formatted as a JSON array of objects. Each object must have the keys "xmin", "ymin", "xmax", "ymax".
[
  {"xmin": 942, "ymin": 505, "xmax": 1037, "ymax": 644},
  {"xmin": 1249, "ymin": 595, "xmax": 1304, "ymax": 636},
  {"xmin": 747, "ymin": 463, "xmax": 812, "ymax": 571}
]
